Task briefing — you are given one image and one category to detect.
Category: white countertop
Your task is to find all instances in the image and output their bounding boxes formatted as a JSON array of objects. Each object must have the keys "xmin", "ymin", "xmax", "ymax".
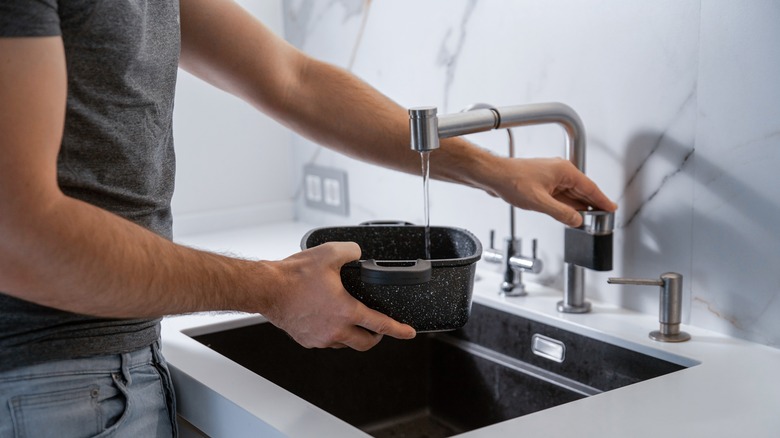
[{"xmin": 163, "ymin": 221, "xmax": 780, "ymax": 438}]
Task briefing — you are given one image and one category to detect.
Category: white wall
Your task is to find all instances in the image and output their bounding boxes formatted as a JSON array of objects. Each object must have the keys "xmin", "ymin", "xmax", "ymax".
[
  {"xmin": 171, "ymin": 0, "xmax": 295, "ymax": 237},
  {"xmin": 284, "ymin": 0, "xmax": 780, "ymax": 348}
]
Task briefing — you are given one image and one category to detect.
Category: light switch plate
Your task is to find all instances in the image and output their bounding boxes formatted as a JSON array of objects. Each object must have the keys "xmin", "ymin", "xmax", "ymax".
[{"xmin": 303, "ymin": 164, "xmax": 349, "ymax": 216}]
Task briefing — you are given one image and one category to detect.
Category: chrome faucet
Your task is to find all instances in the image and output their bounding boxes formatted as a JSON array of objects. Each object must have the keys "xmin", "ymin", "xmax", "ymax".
[{"xmin": 409, "ymin": 102, "xmax": 608, "ymax": 313}]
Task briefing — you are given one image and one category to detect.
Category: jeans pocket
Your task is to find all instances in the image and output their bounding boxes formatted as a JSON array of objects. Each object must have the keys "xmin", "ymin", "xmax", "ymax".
[{"xmin": 10, "ymin": 384, "xmax": 103, "ymax": 438}]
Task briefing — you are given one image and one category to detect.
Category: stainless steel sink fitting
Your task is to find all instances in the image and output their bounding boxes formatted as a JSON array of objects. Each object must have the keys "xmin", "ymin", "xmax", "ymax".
[
  {"xmin": 483, "ymin": 230, "xmax": 543, "ymax": 296},
  {"xmin": 409, "ymin": 102, "xmax": 600, "ymax": 313},
  {"xmin": 608, "ymin": 272, "xmax": 691, "ymax": 342}
]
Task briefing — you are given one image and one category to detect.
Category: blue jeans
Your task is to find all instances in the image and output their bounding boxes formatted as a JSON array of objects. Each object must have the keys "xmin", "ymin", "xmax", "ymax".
[{"xmin": 0, "ymin": 342, "xmax": 177, "ymax": 438}]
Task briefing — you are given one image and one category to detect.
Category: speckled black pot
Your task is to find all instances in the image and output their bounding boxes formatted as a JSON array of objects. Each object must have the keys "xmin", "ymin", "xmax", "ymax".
[{"xmin": 301, "ymin": 223, "xmax": 482, "ymax": 332}]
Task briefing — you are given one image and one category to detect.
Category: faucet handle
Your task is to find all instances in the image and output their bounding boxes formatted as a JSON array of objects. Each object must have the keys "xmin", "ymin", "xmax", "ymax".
[
  {"xmin": 582, "ymin": 210, "xmax": 615, "ymax": 235},
  {"xmin": 564, "ymin": 211, "xmax": 614, "ymax": 271},
  {"xmin": 608, "ymin": 273, "xmax": 691, "ymax": 343}
]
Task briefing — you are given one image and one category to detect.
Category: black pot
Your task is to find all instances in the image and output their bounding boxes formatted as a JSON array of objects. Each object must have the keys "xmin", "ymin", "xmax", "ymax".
[{"xmin": 301, "ymin": 222, "xmax": 482, "ymax": 332}]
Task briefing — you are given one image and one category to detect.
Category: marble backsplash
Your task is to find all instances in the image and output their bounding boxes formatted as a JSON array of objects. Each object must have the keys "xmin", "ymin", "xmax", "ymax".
[{"xmin": 281, "ymin": 0, "xmax": 780, "ymax": 348}]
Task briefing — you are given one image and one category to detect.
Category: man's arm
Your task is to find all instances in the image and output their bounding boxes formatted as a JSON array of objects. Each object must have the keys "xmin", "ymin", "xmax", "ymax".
[
  {"xmin": 0, "ymin": 36, "xmax": 413, "ymax": 351},
  {"xmin": 179, "ymin": 0, "xmax": 617, "ymax": 227}
]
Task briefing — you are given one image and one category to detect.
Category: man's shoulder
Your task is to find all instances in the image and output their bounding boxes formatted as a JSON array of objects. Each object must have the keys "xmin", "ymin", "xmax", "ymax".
[{"xmin": 0, "ymin": 0, "xmax": 61, "ymax": 38}]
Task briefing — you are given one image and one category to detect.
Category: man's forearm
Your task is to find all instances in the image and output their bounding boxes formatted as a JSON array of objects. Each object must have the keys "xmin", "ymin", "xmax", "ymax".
[
  {"xmin": 1, "ymin": 179, "xmax": 415, "ymax": 349},
  {"xmin": 277, "ymin": 57, "xmax": 499, "ymax": 190},
  {"xmin": 0, "ymin": 193, "xmax": 274, "ymax": 318}
]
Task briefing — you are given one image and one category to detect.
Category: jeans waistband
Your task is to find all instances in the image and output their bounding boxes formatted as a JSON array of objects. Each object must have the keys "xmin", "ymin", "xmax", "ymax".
[{"xmin": 0, "ymin": 341, "xmax": 160, "ymax": 382}]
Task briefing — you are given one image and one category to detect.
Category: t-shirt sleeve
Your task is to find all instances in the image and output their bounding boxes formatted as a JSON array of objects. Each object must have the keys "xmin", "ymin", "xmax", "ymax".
[{"xmin": 0, "ymin": 0, "xmax": 61, "ymax": 37}]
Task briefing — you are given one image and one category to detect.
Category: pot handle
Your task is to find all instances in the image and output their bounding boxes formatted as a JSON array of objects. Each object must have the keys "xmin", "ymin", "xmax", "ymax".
[
  {"xmin": 360, "ymin": 259, "xmax": 432, "ymax": 285},
  {"xmin": 359, "ymin": 220, "xmax": 415, "ymax": 226}
]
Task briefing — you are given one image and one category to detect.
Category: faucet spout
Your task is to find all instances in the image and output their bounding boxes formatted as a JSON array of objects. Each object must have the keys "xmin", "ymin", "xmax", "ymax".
[{"xmin": 409, "ymin": 107, "xmax": 443, "ymax": 152}]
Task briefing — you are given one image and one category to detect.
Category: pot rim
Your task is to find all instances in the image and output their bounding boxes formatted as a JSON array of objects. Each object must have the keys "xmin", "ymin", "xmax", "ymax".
[{"xmin": 301, "ymin": 224, "xmax": 483, "ymax": 266}]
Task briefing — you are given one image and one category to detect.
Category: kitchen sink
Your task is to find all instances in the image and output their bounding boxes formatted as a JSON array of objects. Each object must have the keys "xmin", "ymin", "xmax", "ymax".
[{"xmin": 193, "ymin": 301, "xmax": 689, "ymax": 437}]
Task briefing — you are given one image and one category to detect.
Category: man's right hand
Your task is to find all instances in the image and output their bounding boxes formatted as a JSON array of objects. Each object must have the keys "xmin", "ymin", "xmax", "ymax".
[{"xmin": 258, "ymin": 241, "xmax": 416, "ymax": 351}]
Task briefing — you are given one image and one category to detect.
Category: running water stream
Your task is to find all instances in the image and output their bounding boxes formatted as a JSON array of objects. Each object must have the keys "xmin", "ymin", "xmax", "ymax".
[{"xmin": 420, "ymin": 151, "xmax": 431, "ymax": 260}]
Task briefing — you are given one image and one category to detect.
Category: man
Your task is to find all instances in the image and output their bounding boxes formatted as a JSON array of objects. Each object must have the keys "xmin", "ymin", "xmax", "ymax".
[{"xmin": 0, "ymin": 0, "xmax": 616, "ymax": 436}]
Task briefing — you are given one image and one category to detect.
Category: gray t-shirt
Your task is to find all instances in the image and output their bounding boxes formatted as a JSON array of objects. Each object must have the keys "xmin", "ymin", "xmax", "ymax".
[{"xmin": 0, "ymin": 0, "xmax": 180, "ymax": 371}]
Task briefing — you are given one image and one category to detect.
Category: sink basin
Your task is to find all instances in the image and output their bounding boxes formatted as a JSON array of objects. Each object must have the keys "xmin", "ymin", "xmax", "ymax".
[{"xmin": 193, "ymin": 302, "xmax": 689, "ymax": 437}]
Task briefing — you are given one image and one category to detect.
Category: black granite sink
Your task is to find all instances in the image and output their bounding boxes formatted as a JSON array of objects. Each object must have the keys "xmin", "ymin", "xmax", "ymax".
[{"xmin": 193, "ymin": 302, "xmax": 688, "ymax": 437}]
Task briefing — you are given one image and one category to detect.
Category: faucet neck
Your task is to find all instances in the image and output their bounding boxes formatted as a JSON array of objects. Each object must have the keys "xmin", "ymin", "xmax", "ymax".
[
  {"xmin": 411, "ymin": 102, "xmax": 586, "ymax": 172},
  {"xmin": 490, "ymin": 103, "xmax": 586, "ymax": 172}
]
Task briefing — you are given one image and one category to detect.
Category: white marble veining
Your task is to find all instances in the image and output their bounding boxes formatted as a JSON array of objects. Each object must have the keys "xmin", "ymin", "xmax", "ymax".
[
  {"xmin": 282, "ymin": 1, "xmax": 780, "ymax": 348},
  {"xmin": 691, "ymin": 0, "xmax": 780, "ymax": 345}
]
